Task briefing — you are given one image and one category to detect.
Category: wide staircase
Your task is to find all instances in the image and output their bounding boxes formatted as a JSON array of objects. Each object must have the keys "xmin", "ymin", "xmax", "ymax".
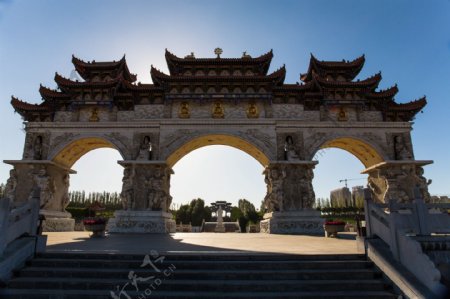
[{"xmin": 0, "ymin": 252, "xmax": 398, "ymax": 299}]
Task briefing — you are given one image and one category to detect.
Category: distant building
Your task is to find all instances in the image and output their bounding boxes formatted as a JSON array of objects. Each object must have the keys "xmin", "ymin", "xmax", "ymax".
[
  {"xmin": 330, "ymin": 187, "xmax": 352, "ymax": 207},
  {"xmin": 352, "ymin": 186, "xmax": 365, "ymax": 208}
]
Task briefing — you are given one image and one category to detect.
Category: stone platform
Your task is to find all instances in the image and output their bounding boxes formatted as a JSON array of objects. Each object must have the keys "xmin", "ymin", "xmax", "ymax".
[
  {"xmin": 260, "ymin": 210, "xmax": 324, "ymax": 235},
  {"xmin": 40, "ymin": 210, "xmax": 75, "ymax": 232},
  {"xmin": 107, "ymin": 210, "xmax": 176, "ymax": 233}
]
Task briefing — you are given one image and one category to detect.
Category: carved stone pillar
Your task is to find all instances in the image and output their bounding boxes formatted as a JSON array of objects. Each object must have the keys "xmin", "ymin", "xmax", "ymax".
[
  {"xmin": 3, "ymin": 160, "xmax": 76, "ymax": 231},
  {"xmin": 107, "ymin": 161, "xmax": 176, "ymax": 233},
  {"xmin": 363, "ymin": 160, "xmax": 433, "ymax": 204},
  {"xmin": 260, "ymin": 161, "xmax": 324, "ymax": 235}
]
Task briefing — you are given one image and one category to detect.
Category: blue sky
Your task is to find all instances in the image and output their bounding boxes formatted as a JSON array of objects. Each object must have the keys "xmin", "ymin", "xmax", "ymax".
[{"xmin": 1, "ymin": 0, "xmax": 449, "ymax": 206}]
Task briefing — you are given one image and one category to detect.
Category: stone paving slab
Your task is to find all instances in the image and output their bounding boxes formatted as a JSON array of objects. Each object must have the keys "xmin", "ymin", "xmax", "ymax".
[{"xmin": 44, "ymin": 232, "xmax": 359, "ymax": 255}]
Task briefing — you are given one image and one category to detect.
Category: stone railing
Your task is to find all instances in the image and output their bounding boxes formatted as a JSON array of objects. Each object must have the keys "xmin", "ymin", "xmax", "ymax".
[
  {"xmin": 0, "ymin": 198, "xmax": 40, "ymax": 257},
  {"xmin": 364, "ymin": 193, "xmax": 450, "ymax": 296}
]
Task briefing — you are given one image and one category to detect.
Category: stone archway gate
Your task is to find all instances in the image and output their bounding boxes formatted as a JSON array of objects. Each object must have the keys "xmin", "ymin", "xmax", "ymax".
[{"xmin": 5, "ymin": 49, "xmax": 432, "ymax": 233}]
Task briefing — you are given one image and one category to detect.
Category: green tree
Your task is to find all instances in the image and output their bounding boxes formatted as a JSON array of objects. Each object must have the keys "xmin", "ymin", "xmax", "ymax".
[
  {"xmin": 174, "ymin": 198, "xmax": 211, "ymax": 226},
  {"xmin": 236, "ymin": 199, "xmax": 263, "ymax": 232},
  {"xmin": 175, "ymin": 204, "xmax": 191, "ymax": 224},
  {"xmin": 190, "ymin": 198, "xmax": 207, "ymax": 226},
  {"xmin": 238, "ymin": 199, "xmax": 256, "ymax": 215},
  {"xmin": 230, "ymin": 206, "xmax": 243, "ymax": 222}
]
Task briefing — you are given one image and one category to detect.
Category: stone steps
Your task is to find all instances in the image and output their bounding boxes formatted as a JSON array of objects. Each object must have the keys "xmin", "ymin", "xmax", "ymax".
[
  {"xmin": 18, "ymin": 267, "xmax": 380, "ymax": 280},
  {"xmin": 0, "ymin": 252, "xmax": 398, "ymax": 299},
  {"xmin": 7, "ymin": 277, "xmax": 388, "ymax": 292},
  {"xmin": 0, "ymin": 289, "xmax": 399, "ymax": 299}
]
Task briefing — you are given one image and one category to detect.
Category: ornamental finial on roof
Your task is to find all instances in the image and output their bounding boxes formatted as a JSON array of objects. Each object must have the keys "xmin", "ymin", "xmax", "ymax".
[
  {"xmin": 242, "ymin": 51, "xmax": 252, "ymax": 58},
  {"xmin": 214, "ymin": 47, "xmax": 223, "ymax": 58}
]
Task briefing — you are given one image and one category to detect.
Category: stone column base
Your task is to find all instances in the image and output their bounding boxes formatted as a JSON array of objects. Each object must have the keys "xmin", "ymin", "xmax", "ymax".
[
  {"xmin": 215, "ymin": 224, "xmax": 226, "ymax": 233},
  {"xmin": 107, "ymin": 210, "xmax": 176, "ymax": 233},
  {"xmin": 40, "ymin": 210, "xmax": 75, "ymax": 232},
  {"xmin": 260, "ymin": 210, "xmax": 324, "ymax": 235}
]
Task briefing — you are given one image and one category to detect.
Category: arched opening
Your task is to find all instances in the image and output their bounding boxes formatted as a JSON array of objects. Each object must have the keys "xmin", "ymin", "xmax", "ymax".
[
  {"xmin": 69, "ymin": 148, "xmax": 123, "ymax": 195},
  {"xmin": 50, "ymin": 137, "xmax": 125, "ymax": 212},
  {"xmin": 168, "ymin": 136, "xmax": 268, "ymax": 231},
  {"xmin": 52, "ymin": 137, "xmax": 123, "ymax": 169},
  {"xmin": 319, "ymin": 137, "xmax": 384, "ymax": 169},
  {"xmin": 170, "ymin": 145, "xmax": 266, "ymax": 208},
  {"xmin": 313, "ymin": 148, "xmax": 368, "ymax": 203},
  {"xmin": 311, "ymin": 137, "xmax": 386, "ymax": 224},
  {"xmin": 166, "ymin": 134, "xmax": 270, "ymax": 168}
]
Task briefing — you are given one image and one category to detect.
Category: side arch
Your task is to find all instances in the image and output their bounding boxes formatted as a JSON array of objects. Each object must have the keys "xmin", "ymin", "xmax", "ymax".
[
  {"xmin": 165, "ymin": 134, "xmax": 270, "ymax": 168},
  {"xmin": 50, "ymin": 136, "xmax": 127, "ymax": 169},
  {"xmin": 308, "ymin": 135, "xmax": 386, "ymax": 168}
]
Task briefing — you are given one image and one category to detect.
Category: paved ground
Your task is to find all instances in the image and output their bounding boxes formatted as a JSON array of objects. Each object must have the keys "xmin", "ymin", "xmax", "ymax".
[{"xmin": 44, "ymin": 232, "xmax": 359, "ymax": 255}]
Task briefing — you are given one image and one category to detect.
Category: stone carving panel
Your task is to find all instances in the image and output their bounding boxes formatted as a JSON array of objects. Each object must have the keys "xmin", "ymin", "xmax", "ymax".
[
  {"xmin": 272, "ymin": 104, "xmax": 304, "ymax": 119},
  {"xmin": 116, "ymin": 111, "xmax": 136, "ymax": 122},
  {"xmin": 135, "ymin": 105, "xmax": 164, "ymax": 119},
  {"xmin": 302, "ymin": 111, "xmax": 320, "ymax": 121},
  {"xmin": 360, "ymin": 111, "xmax": 383, "ymax": 122},
  {"xmin": 23, "ymin": 132, "xmax": 50, "ymax": 160},
  {"xmin": 263, "ymin": 163, "xmax": 316, "ymax": 213},
  {"xmin": 120, "ymin": 166, "xmax": 134, "ymax": 210},
  {"xmin": 4, "ymin": 169, "xmax": 18, "ymax": 203},
  {"xmin": 160, "ymin": 129, "xmax": 202, "ymax": 158},
  {"xmin": 160, "ymin": 128, "xmax": 276, "ymax": 162},
  {"xmin": 49, "ymin": 133, "xmax": 79, "ymax": 158},
  {"xmin": 243, "ymin": 128, "xmax": 275, "ymax": 158},
  {"xmin": 53, "ymin": 111, "xmax": 74, "ymax": 122},
  {"xmin": 367, "ymin": 164, "xmax": 432, "ymax": 204},
  {"xmin": 105, "ymin": 132, "xmax": 132, "ymax": 160}
]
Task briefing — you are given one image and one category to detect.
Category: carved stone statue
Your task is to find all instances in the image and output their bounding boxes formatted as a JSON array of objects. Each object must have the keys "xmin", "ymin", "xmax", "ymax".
[
  {"xmin": 4, "ymin": 169, "xmax": 18, "ymax": 203},
  {"xmin": 147, "ymin": 168, "xmax": 166, "ymax": 211},
  {"xmin": 120, "ymin": 167, "xmax": 134, "ymax": 210},
  {"xmin": 33, "ymin": 135, "xmax": 43, "ymax": 160},
  {"xmin": 263, "ymin": 171, "xmax": 271, "ymax": 213},
  {"xmin": 415, "ymin": 166, "xmax": 432, "ymax": 202},
  {"xmin": 394, "ymin": 135, "xmax": 412, "ymax": 160},
  {"xmin": 61, "ymin": 174, "xmax": 71, "ymax": 211},
  {"xmin": 264, "ymin": 167, "xmax": 285, "ymax": 212},
  {"xmin": 300, "ymin": 168, "xmax": 315, "ymax": 208},
  {"xmin": 30, "ymin": 168, "xmax": 55, "ymax": 208},
  {"xmin": 367, "ymin": 175, "xmax": 387, "ymax": 203},
  {"xmin": 137, "ymin": 136, "xmax": 152, "ymax": 160},
  {"xmin": 284, "ymin": 135, "xmax": 300, "ymax": 161}
]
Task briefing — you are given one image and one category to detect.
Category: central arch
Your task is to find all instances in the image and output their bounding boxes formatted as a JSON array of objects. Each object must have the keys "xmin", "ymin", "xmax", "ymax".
[{"xmin": 166, "ymin": 134, "xmax": 270, "ymax": 168}]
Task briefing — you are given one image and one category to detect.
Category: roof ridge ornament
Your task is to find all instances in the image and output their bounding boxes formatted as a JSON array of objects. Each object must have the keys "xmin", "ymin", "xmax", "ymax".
[
  {"xmin": 214, "ymin": 47, "xmax": 223, "ymax": 58},
  {"xmin": 242, "ymin": 51, "xmax": 252, "ymax": 58}
]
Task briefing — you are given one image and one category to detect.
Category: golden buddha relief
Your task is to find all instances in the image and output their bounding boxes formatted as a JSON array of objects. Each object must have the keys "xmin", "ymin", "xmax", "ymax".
[
  {"xmin": 212, "ymin": 101, "xmax": 225, "ymax": 118},
  {"xmin": 89, "ymin": 108, "xmax": 99, "ymax": 122},
  {"xmin": 179, "ymin": 102, "xmax": 190, "ymax": 118},
  {"xmin": 247, "ymin": 102, "xmax": 259, "ymax": 118},
  {"xmin": 337, "ymin": 107, "xmax": 348, "ymax": 121}
]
